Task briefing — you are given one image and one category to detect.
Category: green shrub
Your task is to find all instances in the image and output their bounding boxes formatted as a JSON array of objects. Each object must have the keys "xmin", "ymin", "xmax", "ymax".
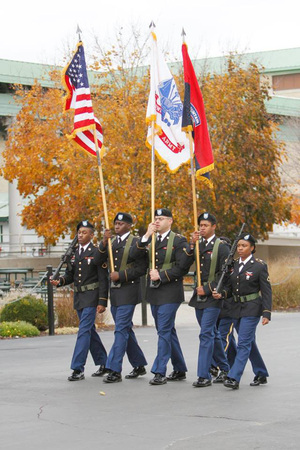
[
  {"xmin": 0, "ymin": 321, "xmax": 40, "ymax": 337},
  {"xmin": 0, "ymin": 295, "xmax": 48, "ymax": 331}
]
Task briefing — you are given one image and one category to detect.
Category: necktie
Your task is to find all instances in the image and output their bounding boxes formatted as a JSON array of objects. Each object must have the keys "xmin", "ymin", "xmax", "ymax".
[
  {"xmin": 239, "ymin": 263, "xmax": 244, "ymax": 272},
  {"xmin": 202, "ymin": 239, "xmax": 208, "ymax": 246},
  {"xmin": 157, "ymin": 235, "xmax": 162, "ymax": 244},
  {"xmin": 117, "ymin": 236, "xmax": 121, "ymax": 244},
  {"xmin": 79, "ymin": 246, "xmax": 83, "ymax": 255}
]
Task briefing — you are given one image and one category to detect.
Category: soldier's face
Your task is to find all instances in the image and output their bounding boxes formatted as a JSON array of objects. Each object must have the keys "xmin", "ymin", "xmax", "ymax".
[
  {"xmin": 154, "ymin": 216, "xmax": 173, "ymax": 234},
  {"xmin": 199, "ymin": 220, "xmax": 216, "ymax": 239},
  {"xmin": 78, "ymin": 227, "xmax": 94, "ymax": 246},
  {"xmin": 114, "ymin": 220, "xmax": 131, "ymax": 236},
  {"xmin": 237, "ymin": 240, "xmax": 254, "ymax": 260}
]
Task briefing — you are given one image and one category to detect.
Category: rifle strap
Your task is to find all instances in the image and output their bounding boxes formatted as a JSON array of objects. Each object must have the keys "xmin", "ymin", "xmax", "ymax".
[
  {"xmin": 120, "ymin": 235, "xmax": 134, "ymax": 271},
  {"xmin": 208, "ymin": 238, "xmax": 221, "ymax": 282},
  {"xmin": 196, "ymin": 239, "xmax": 221, "ymax": 283},
  {"xmin": 148, "ymin": 231, "xmax": 175, "ymax": 270},
  {"xmin": 111, "ymin": 235, "xmax": 134, "ymax": 271}
]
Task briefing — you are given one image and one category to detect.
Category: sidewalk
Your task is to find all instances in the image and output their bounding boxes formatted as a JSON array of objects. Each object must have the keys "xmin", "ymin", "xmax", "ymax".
[{"xmin": 1, "ymin": 312, "xmax": 299, "ymax": 450}]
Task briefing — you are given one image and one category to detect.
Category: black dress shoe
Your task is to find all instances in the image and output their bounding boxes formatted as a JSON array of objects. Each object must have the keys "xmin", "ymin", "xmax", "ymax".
[
  {"xmin": 103, "ymin": 371, "xmax": 122, "ymax": 383},
  {"xmin": 223, "ymin": 377, "xmax": 239, "ymax": 389},
  {"xmin": 68, "ymin": 370, "xmax": 85, "ymax": 381},
  {"xmin": 166, "ymin": 370, "xmax": 186, "ymax": 381},
  {"xmin": 213, "ymin": 370, "xmax": 228, "ymax": 383},
  {"xmin": 91, "ymin": 365, "xmax": 109, "ymax": 377},
  {"xmin": 149, "ymin": 373, "xmax": 167, "ymax": 385},
  {"xmin": 192, "ymin": 377, "xmax": 212, "ymax": 388},
  {"xmin": 125, "ymin": 366, "xmax": 147, "ymax": 379},
  {"xmin": 250, "ymin": 375, "xmax": 267, "ymax": 386},
  {"xmin": 209, "ymin": 365, "xmax": 219, "ymax": 377}
]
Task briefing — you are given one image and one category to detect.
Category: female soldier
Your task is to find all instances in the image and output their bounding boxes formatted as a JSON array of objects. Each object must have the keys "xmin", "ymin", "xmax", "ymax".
[{"xmin": 213, "ymin": 233, "xmax": 272, "ymax": 389}]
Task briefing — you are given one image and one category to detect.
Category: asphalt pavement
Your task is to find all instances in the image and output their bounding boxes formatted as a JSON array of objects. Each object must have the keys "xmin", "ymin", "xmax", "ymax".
[{"xmin": 1, "ymin": 311, "xmax": 299, "ymax": 450}]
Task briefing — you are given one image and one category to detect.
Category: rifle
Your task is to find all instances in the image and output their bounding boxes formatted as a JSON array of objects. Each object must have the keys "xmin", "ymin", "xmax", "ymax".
[
  {"xmin": 52, "ymin": 235, "xmax": 78, "ymax": 281},
  {"xmin": 216, "ymin": 223, "xmax": 246, "ymax": 293}
]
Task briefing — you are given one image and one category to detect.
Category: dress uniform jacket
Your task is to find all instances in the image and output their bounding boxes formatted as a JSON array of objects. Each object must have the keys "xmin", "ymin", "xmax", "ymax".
[
  {"xmin": 138, "ymin": 232, "xmax": 189, "ymax": 305},
  {"xmin": 182, "ymin": 237, "xmax": 230, "ymax": 309},
  {"xmin": 99, "ymin": 235, "xmax": 148, "ymax": 306},
  {"xmin": 60, "ymin": 243, "xmax": 108, "ymax": 310},
  {"xmin": 218, "ymin": 295, "xmax": 240, "ymax": 319},
  {"xmin": 225, "ymin": 257, "xmax": 272, "ymax": 320}
]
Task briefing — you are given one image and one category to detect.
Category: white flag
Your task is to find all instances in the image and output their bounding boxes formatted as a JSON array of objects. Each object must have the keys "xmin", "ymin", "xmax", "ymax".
[{"xmin": 146, "ymin": 30, "xmax": 191, "ymax": 173}]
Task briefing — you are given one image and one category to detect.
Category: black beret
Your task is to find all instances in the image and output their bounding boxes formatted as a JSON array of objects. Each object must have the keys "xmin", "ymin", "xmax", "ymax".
[
  {"xmin": 155, "ymin": 208, "xmax": 173, "ymax": 218},
  {"xmin": 238, "ymin": 233, "xmax": 256, "ymax": 246},
  {"xmin": 198, "ymin": 212, "xmax": 217, "ymax": 225},
  {"xmin": 113, "ymin": 212, "xmax": 133, "ymax": 224},
  {"xmin": 76, "ymin": 220, "xmax": 95, "ymax": 232}
]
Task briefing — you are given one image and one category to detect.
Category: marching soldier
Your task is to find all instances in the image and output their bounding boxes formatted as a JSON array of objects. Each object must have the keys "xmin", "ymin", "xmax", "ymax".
[
  {"xmin": 182, "ymin": 212, "xmax": 230, "ymax": 387},
  {"xmin": 138, "ymin": 208, "xmax": 189, "ymax": 385},
  {"xmin": 99, "ymin": 212, "xmax": 148, "ymax": 383},
  {"xmin": 51, "ymin": 220, "xmax": 108, "ymax": 381},
  {"xmin": 213, "ymin": 233, "xmax": 272, "ymax": 389},
  {"xmin": 212, "ymin": 236, "xmax": 238, "ymax": 369}
]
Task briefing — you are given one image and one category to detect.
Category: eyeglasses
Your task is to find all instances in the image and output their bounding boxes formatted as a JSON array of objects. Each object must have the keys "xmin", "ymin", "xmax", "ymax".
[{"xmin": 154, "ymin": 217, "xmax": 170, "ymax": 222}]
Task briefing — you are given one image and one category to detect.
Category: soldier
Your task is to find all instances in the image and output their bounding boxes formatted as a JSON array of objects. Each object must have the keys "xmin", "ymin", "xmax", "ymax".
[
  {"xmin": 51, "ymin": 220, "xmax": 108, "ymax": 381},
  {"xmin": 213, "ymin": 233, "xmax": 271, "ymax": 389},
  {"xmin": 138, "ymin": 208, "xmax": 189, "ymax": 385},
  {"xmin": 99, "ymin": 212, "xmax": 148, "ymax": 383},
  {"xmin": 213, "ymin": 236, "xmax": 238, "ymax": 369},
  {"xmin": 182, "ymin": 212, "xmax": 230, "ymax": 387}
]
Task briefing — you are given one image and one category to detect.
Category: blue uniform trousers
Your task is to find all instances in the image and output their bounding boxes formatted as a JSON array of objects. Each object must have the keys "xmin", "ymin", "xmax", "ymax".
[
  {"xmin": 151, "ymin": 303, "xmax": 187, "ymax": 376},
  {"xmin": 196, "ymin": 307, "xmax": 230, "ymax": 379},
  {"xmin": 216, "ymin": 317, "xmax": 237, "ymax": 367},
  {"xmin": 71, "ymin": 306, "xmax": 107, "ymax": 372},
  {"xmin": 228, "ymin": 316, "xmax": 269, "ymax": 382},
  {"xmin": 106, "ymin": 304, "xmax": 147, "ymax": 373}
]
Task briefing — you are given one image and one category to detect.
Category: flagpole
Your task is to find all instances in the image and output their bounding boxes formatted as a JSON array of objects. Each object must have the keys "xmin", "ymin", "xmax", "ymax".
[
  {"xmin": 187, "ymin": 131, "xmax": 201, "ymax": 289},
  {"xmin": 151, "ymin": 120, "xmax": 156, "ymax": 270},
  {"xmin": 93, "ymin": 128, "xmax": 114, "ymax": 273},
  {"xmin": 149, "ymin": 21, "xmax": 156, "ymax": 272},
  {"xmin": 182, "ymin": 29, "xmax": 201, "ymax": 289}
]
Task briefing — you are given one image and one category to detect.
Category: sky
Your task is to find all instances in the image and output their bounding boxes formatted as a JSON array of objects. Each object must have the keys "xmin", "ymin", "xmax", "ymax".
[{"xmin": 1, "ymin": 0, "xmax": 299, "ymax": 65}]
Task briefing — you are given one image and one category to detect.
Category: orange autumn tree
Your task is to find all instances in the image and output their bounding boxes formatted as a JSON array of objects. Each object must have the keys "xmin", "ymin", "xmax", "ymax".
[
  {"xmin": 1, "ymin": 35, "xmax": 291, "ymax": 244},
  {"xmin": 200, "ymin": 58, "xmax": 291, "ymax": 238}
]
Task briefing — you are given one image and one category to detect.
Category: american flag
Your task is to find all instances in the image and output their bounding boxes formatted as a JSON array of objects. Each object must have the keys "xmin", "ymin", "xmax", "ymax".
[{"xmin": 62, "ymin": 42, "xmax": 103, "ymax": 157}]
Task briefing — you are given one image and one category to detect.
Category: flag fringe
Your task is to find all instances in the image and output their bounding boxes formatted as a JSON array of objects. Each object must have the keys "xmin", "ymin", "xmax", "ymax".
[
  {"xmin": 69, "ymin": 137, "xmax": 106, "ymax": 159},
  {"xmin": 146, "ymin": 114, "xmax": 157, "ymax": 125},
  {"xmin": 145, "ymin": 139, "xmax": 187, "ymax": 174},
  {"xmin": 66, "ymin": 123, "xmax": 96, "ymax": 140},
  {"xmin": 182, "ymin": 125, "xmax": 193, "ymax": 133},
  {"xmin": 195, "ymin": 162, "xmax": 214, "ymax": 177},
  {"xmin": 61, "ymin": 42, "xmax": 83, "ymax": 112}
]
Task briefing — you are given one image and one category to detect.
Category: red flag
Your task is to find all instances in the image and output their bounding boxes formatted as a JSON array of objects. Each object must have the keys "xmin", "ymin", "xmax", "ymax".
[
  {"xmin": 182, "ymin": 43, "xmax": 214, "ymax": 186},
  {"xmin": 62, "ymin": 42, "xmax": 103, "ymax": 157}
]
